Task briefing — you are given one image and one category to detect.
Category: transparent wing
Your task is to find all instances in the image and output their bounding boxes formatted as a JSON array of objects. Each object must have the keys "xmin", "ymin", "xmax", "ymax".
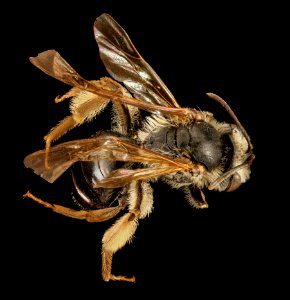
[
  {"xmin": 29, "ymin": 50, "xmax": 197, "ymax": 120},
  {"xmin": 24, "ymin": 133, "xmax": 192, "ymax": 184},
  {"xmin": 94, "ymin": 13, "xmax": 180, "ymax": 108}
]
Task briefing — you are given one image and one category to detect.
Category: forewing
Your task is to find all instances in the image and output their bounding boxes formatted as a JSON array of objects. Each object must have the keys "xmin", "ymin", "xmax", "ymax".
[
  {"xmin": 94, "ymin": 13, "xmax": 180, "ymax": 108},
  {"xmin": 24, "ymin": 134, "xmax": 191, "ymax": 184},
  {"xmin": 24, "ymin": 138, "xmax": 93, "ymax": 183},
  {"xmin": 29, "ymin": 50, "xmax": 194, "ymax": 119},
  {"xmin": 29, "ymin": 50, "xmax": 89, "ymax": 89}
]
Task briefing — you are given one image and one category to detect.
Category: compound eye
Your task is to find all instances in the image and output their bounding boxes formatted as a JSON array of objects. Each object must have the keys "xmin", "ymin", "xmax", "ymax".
[{"xmin": 226, "ymin": 172, "xmax": 242, "ymax": 192}]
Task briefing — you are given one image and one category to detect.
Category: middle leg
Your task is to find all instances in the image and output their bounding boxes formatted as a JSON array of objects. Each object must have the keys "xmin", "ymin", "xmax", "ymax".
[{"xmin": 101, "ymin": 180, "xmax": 154, "ymax": 282}]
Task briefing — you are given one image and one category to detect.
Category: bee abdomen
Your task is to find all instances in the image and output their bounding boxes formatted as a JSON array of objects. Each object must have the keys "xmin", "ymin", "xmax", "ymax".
[{"xmin": 71, "ymin": 161, "xmax": 121, "ymax": 210}]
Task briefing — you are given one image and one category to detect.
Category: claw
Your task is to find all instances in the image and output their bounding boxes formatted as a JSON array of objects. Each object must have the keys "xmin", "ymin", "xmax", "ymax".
[{"xmin": 23, "ymin": 191, "xmax": 54, "ymax": 209}]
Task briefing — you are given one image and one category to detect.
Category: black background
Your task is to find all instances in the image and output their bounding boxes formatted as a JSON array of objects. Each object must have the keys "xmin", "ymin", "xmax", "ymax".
[{"xmin": 4, "ymin": 1, "xmax": 286, "ymax": 298}]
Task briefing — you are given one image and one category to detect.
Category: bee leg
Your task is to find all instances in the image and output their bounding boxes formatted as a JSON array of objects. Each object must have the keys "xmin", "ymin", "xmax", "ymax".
[
  {"xmin": 44, "ymin": 116, "xmax": 77, "ymax": 169},
  {"xmin": 23, "ymin": 191, "xmax": 126, "ymax": 222},
  {"xmin": 101, "ymin": 212, "xmax": 138, "ymax": 283},
  {"xmin": 101, "ymin": 181, "xmax": 153, "ymax": 282},
  {"xmin": 182, "ymin": 186, "xmax": 209, "ymax": 209},
  {"xmin": 44, "ymin": 79, "xmax": 117, "ymax": 168}
]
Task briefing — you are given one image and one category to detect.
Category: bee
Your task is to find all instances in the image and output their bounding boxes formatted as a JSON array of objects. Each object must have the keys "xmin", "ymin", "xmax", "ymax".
[{"xmin": 23, "ymin": 13, "xmax": 255, "ymax": 283}]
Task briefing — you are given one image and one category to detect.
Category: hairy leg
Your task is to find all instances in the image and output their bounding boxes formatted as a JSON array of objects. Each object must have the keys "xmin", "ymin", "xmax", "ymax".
[{"xmin": 101, "ymin": 180, "xmax": 153, "ymax": 282}]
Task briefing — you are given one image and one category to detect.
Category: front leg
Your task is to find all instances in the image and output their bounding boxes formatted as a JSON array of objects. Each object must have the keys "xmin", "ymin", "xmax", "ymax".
[
  {"xmin": 101, "ymin": 180, "xmax": 153, "ymax": 282},
  {"xmin": 182, "ymin": 186, "xmax": 208, "ymax": 209}
]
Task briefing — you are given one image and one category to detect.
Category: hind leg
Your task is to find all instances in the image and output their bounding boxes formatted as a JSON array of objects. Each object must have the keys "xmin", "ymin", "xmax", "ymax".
[{"xmin": 23, "ymin": 191, "xmax": 127, "ymax": 222}]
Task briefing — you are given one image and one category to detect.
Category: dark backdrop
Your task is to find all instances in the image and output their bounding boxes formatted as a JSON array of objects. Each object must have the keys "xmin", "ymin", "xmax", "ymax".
[{"xmin": 4, "ymin": 1, "xmax": 285, "ymax": 298}]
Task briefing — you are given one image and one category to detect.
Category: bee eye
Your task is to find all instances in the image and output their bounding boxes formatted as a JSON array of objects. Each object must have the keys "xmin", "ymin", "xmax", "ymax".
[{"xmin": 226, "ymin": 172, "xmax": 242, "ymax": 192}]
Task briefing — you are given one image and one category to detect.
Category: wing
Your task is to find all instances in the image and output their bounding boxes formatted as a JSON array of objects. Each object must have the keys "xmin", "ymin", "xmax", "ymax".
[
  {"xmin": 30, "ymin": 50, "xmax": 198, "ymax": 120},
  {"xmin": 93, "ymin": 166, "xmax": 184, "ymax": 188},
  {"xmin": 94, "ymin": 13, "xmax": 180, "ymax": 108},
  {"xmin": 29, "ymin": 50, "xmax": 88, "ymax": 89},
  {"xmin": 24, "ymin": 133, "xmax": 193, "ymax": 184}
]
